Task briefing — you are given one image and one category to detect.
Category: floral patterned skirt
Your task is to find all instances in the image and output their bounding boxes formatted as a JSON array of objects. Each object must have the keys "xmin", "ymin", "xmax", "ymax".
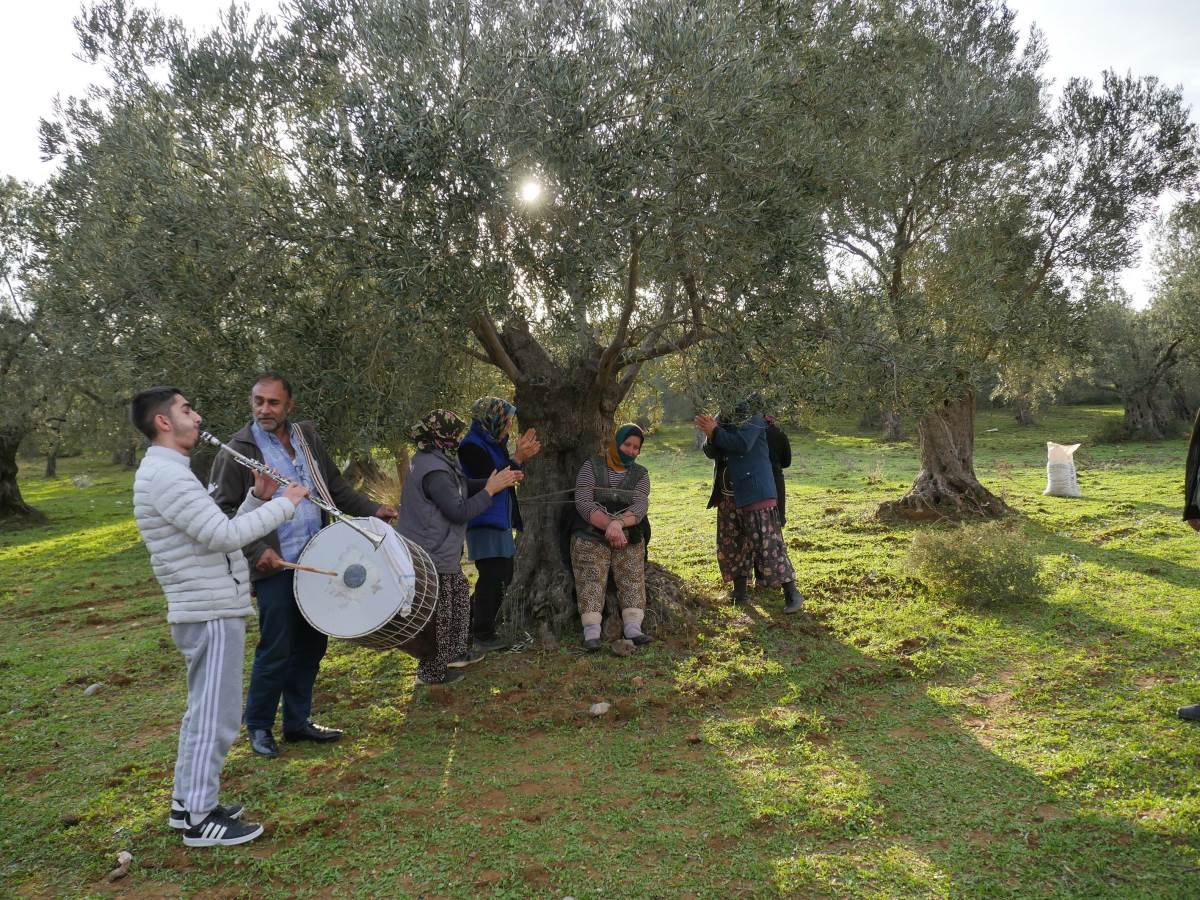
[{"xmin": 716, "ymin": 495, "xmax": 795, "ymax": 587}]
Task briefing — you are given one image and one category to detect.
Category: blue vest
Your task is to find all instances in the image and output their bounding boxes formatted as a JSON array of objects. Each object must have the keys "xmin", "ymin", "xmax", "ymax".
[{"xmin": 460, "ymin": 422, "xmax": 513, "ymax": 531}]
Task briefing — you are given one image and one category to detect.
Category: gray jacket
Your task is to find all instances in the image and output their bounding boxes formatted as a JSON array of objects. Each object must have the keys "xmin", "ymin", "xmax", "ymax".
[{"xmin": 396, "ymin": 450, "xmax": 492, "ymax": 575}]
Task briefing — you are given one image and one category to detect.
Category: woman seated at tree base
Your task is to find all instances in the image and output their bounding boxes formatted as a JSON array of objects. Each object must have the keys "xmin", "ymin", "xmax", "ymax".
[{"xmin": 569, "ymin": 424, "xmax": 652, "ymax": 652}]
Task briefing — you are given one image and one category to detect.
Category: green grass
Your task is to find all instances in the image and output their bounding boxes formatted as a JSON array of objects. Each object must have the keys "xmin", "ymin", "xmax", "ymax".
[{"xmin": 3, "ymin": 404, "xmax": 1200, "ymax": 897}]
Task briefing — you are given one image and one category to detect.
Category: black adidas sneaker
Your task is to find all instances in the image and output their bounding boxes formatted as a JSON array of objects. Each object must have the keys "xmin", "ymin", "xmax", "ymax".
[
  {"xmin": 182, "ymin": 810, "xmax": 264, "ymax": 847},
  {"xmin": 169, "ymin": 798, "xmax": 244, "ymax": 830}
]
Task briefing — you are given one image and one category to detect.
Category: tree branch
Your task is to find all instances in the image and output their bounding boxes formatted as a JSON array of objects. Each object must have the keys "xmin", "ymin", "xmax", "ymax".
[
  {"xmin": 615, "ymin": 361, "xmax": 644, "ymax": 404},
  {"xmin": 469, "ymin": 310, "xmax": 524, "ymax": 384},
  {"xmin": 827, "ymin": 236, "xmax": 889, "ymax": 281},
  {"xmin": 454, "ymin": 344, "xmax": 495, "ymax": 366},
  {"xmin": 596, "ymin": 227, "xmax": 643, "ymax": 390},
  {"xmin": 619, "ymin": 324, "xmax": 714, "ymax": 367},
  {"xmin": 617, "ymin": 271, "xmax": 719, "ymax": 366}
]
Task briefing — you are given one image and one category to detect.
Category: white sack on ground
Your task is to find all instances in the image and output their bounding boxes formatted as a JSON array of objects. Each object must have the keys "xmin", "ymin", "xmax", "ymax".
[{"xmin": 1044, "ymin": 441, "xmax": 1081, "ymax": 498}]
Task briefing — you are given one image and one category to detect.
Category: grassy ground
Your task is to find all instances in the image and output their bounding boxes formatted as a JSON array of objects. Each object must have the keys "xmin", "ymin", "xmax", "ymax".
[{"xmin": 2, "ymin": 405, "xmax": 1200, "ymax": 898}]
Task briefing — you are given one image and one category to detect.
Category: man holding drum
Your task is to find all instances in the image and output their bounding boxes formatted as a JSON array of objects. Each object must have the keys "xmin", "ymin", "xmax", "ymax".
[
  {"xmin": 131, "ymin": 386, "xmax": 309, "ymax": 846},
  {"xmin": 210, "ymin": 373, "xmax": 397, "ymax": 758}
]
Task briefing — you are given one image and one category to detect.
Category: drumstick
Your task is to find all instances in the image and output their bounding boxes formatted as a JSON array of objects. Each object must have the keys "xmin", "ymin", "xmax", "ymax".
[{"xmin": 276, "ymin": 560, "xmax": 339, "ymax": 577}]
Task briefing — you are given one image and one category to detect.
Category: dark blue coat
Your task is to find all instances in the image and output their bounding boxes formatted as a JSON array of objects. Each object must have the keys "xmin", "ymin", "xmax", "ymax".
[{"xmin": 703, "ymin": 415, "xmax": 777, "ymax": 508}]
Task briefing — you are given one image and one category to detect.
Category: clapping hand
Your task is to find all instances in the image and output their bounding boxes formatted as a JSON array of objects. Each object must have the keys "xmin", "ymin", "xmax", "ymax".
[
  {"xmin": 513, "ymin": 428, "xmax": 542, "ymax": 464},
  {"xmin": 485, "ymin": 467, "xmax": 524, "ymax": 496},
  {"xmin": 694, "ymin": 414, "xmax": 718, "ymax": 437}
]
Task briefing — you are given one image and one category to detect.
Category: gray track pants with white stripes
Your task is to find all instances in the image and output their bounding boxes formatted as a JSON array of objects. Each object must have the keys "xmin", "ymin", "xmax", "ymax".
[{"xmin": 170, "ymin": 616, "xmax": 246, "ymax": 822}]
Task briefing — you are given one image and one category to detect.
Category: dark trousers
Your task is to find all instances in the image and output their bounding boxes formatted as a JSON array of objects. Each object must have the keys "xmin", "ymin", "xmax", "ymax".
[
  {"xmin": 774, "ymin": 473, "xmax": 787, "ymax": 528},
  {"xmin": 471, "ymin": 556, "xmax": 514, "ymax": 640},
  {"xmin": 243, "ymin": 570, "xmax": 328, "ymax": 733}
]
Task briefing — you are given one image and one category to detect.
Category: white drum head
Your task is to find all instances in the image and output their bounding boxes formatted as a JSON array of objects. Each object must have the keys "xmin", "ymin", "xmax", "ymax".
[{"xmin": 294, "ymin": 518, "xmax": 417, "ymax": 638}]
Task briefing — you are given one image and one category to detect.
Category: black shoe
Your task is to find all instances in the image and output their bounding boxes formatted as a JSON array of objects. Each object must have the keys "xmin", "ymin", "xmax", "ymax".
[
  {"xmin": 1178, "ymin": 704, "xmax": 1200, "ymax": 722},
  {"xmin": 472, "ymin": 634, "xmax": 510, "ymax": 652},
  {"xmin": 730, "ymin": 577, "xmax": 749, "ymax": 605},
  {"xmin": 630, "ymin": 633, "xmax": 653, "ymax": 646},
  {"xmin": 447, "ymin": 646, "xmax": 487, "ymax": 668},
  {"xmin": 283, "ymin": 721, "xmax": 343, "ymax": 743},
  {"xmin": 248, "ymin": 729, "xmax": 278, "ymax": 757},
  {"xmin": 170, "ymin": 798, "xmax": 243, "ymax": 830},
  {"xmin": 782, "ymin": 582, "xmax": 804, "ymax": 614},
  {"xmin": 182, "ymin": 809, "xmax": 264, "ymax": 847},
  {"xmin": 415, "ymin": 669, "xmax": 465, "ymax": 686},
  {"xmin": 582, "ymin": 638, "xmax": 602, "ymax": 652}
]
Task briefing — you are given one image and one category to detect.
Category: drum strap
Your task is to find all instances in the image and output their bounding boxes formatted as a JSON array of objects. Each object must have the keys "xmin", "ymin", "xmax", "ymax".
[{"xmin": 291, "ymin": 424, "xmax": 337, "ymax": 511}]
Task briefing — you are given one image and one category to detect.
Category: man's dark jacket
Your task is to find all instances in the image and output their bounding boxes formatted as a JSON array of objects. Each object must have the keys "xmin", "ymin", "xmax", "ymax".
[
  {"xmin": 1185, "ymin": 411, "xmax": 1200, "ymax": 520},
  {"xmin": 210, "ymin": 420, "xmax": 381, "ymax": 581},
  {"xmin": 765, "ymin": 422, "xmax": 792, "ymax": 527}
]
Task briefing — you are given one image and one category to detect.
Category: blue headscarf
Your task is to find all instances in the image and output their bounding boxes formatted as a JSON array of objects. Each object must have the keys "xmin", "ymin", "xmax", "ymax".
[{"xmin": 470, "ymin": 396, "xmax": 517, "ymax": 443}]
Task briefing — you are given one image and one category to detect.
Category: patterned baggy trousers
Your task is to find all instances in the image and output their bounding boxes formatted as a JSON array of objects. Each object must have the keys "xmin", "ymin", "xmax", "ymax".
[{"xmin": 716, "ymin": 495, "xmax": 795, "ymax": 587}]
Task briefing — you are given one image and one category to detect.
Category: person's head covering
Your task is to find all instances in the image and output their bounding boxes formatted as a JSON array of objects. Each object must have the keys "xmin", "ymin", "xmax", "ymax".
[
  {"xmin": 724, "ymin": 392, "xmax": 763, "ymax": 428},
  {"xmin": 470, "ymin": 396, "xmax": 517, "ymax": 443},
  {"xmin": 606, "ymin": 422, "xmax": 645, "ymax": 472},
  {"xmin": 410, "ymin": 409, "xmax": 467, "ymax": 457}
]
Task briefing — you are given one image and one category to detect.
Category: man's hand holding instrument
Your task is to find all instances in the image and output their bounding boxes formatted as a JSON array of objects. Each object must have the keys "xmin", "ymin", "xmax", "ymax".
[{"xmin": 200, "ymin": 430, "xmax": 385, "ymax": 550}]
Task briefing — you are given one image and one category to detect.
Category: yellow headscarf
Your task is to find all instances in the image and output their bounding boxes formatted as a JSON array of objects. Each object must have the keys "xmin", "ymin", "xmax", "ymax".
[{"xmin": 605, "ymin": 423, "xmax": 645, "ymax": 473}]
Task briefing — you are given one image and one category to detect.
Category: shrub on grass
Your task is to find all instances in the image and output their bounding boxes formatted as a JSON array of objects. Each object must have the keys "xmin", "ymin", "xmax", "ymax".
[
  {"xmin": 906, "ymin": 521, "xmax": 1044, "ymax": 607},
  {"xmin": 1090, "ymin": 417, "xmax": 1130, "ymax": 444}
]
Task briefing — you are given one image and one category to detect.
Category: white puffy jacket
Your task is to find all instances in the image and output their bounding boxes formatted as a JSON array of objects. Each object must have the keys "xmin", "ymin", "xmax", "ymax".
[{"xmin": 133, "ymin": 445, "xmax": 297, "ymax": 624}]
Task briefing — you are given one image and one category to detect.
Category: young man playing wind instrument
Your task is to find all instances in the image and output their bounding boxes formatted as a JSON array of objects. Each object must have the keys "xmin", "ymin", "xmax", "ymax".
[{"xmin": 130, "ymin": 386, "xmax": 309, "ymax": 846}]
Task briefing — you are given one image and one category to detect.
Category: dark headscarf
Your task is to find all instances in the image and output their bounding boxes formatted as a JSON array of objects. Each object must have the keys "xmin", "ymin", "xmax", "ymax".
[
  {"xmin": 470, "ymin": 396, "xmax": 517, "ymax": 443},
  {"xmin": 606, "ymin": 423, "xmax": 645, "ymax": 472},
  {"xmin": 721, "ymin": 393, "xmax": 763, "ymax": 428},
  {"xmin": 410, "ymin": 409, "xmax": 467, "ymax": 457}
]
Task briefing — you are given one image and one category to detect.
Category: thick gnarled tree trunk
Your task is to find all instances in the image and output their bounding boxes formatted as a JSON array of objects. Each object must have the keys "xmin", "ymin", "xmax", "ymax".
[
  {"xmin": 489, "ymin": 321, "xmax": 695, "ymax": 642},
  {"xmin": 877, "ymin": 392, "xmax": 1007, "ymax": 521},
  {"xmin": 509, "ymin": 369, "xmax": 614, "ymax": 642},
  {"xmin": 0, "ymin": 425, "xmax": 45, "ymax": 525},
  {"xmin": 1123, "ymin": 393, "xmax": 1172, "ymax": 440},
  {"xmin": 880, "ymin": 409, "xmax": 905, "ymax": 442}
]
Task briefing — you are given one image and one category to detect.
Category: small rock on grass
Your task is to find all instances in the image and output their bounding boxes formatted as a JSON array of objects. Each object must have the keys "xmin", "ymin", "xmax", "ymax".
[
  {"xmin": 685, "ymin": 733, "xmax": 702, "ymax": 744},
  {"xmin": 589, "ymin": 702, "xmax": 611, "ymax": 717},
  {"xmin": 106, "ymin": 850, "xmax": 133, "ymax": 882},
  {"xmin": 83, "ymin": 683, "xmax": 101, "ymax": 696},
  {"xmin": 631, "ymin": 676, "xmax": 645, "ymax": 688},
  {"xmin": 610, "ymin": 639, "xmax": 635, "ymax": 657}
]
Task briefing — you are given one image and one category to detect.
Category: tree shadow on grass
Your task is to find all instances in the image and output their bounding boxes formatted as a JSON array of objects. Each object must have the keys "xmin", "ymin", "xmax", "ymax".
[
  {"xmin": 29, "ymin": 571, "xmax": 1200, "ymax": 897},
  {"xmin": 712, "ymin": 597, "xmax": 1200, "ymax": 896},
  {"xmin": 1022, "ymin": 520, "xmax": 1200, "ymax": 594},
  {"xmin": 21, "ymin": 593, "xmax": 1200, "ymax": 898}
]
